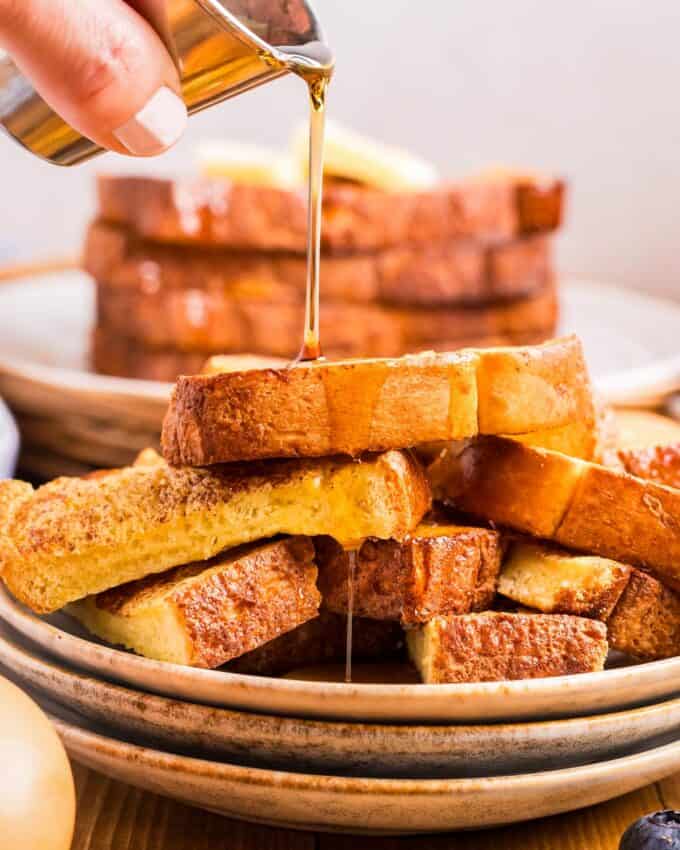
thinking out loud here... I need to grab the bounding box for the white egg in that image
[0,676,75,850]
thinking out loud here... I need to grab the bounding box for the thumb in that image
[0,0,187,156]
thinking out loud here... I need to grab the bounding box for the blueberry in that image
[620,811,680,849]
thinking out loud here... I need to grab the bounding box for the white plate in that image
[558,281,680,406]
[0,271,680,407]
[0,270,169,399]
[0,396,18,478]
[39,698,680,835]
[5,618,680,778]
[2,584,679,724]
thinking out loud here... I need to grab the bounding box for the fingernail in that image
[114,86,187,155]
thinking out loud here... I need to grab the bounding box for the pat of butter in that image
[196,141,298,189]
[291,119,440,192]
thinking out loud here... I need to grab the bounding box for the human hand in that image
[0,0,187,156]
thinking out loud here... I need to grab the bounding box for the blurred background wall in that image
[1,0,679,296]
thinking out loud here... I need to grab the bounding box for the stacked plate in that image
[4,270,680,833]
[1,584,680,834]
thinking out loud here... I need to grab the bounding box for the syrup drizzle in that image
[345,548,357,683]
[298,73,328,361]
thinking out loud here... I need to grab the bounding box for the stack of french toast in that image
[2,335,680,684]
[84,128,564,381]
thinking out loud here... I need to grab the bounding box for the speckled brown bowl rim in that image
[50,706,680,794]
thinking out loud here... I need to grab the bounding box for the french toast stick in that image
[407,612,607,683]
[317,524,502,625]
[161,336,594,465]
[432,436,680,591]
[68,537,320,667]
[607,569,680,661]
[498,541,680,660]
[499,542,631,621]
[0,448,430,613]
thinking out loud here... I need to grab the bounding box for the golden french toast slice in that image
[68,537,319,668]
[317,523,503,626]
[407,612,608,684]
[499,542,631,621]
[161,336,594,466]
[0,448,430,614]
[498,541,680,660]
[607,570,680,661]
[432,436,680,591]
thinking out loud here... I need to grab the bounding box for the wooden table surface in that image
[71,763,680,850]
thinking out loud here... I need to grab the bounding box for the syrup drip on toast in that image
[345,548,357,683]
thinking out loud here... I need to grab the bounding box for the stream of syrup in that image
[279,43,333,362]
[345,549,357,682]
[299,74,328,360]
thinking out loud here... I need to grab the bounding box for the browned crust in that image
[316,524,502,625]
[412,612,607,683]
[226,610,404,676]
[84,221,552,307]
[0,448,431,613]
[436,436,680,591]
[92,537,320,668]
[618,443,680,489]
[173,537,320,667]
[96,174,565,252]
[607,569,680,660]
[94,280,558,356]
[161,336,592,465]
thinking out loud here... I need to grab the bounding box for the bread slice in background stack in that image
[84,125,565,381]
[0,338,613,683]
